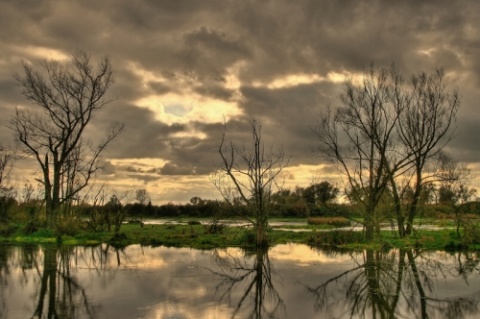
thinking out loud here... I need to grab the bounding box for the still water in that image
[1,243,479,319]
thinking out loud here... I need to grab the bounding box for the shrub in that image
[307,217,351,227]
[461,222,480,245]
[204,219,225,234]
[235,230,257,246]
[458,201,480,215]
[309,230,365,246]
[55,217,83,236]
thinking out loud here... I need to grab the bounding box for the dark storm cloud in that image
[193,83,235,101]
[158,127,221,176]
[238,82,341,166]
[160,162,196,176]
[1,0,480,199]
[92,102,187,159]
[148,81,172,95]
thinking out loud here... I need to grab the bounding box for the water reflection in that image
[1,244,480,319]
[208,247,284,318]
[0,244,126,319]
[306,249,480,319]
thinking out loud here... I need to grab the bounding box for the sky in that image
[1,0,480,205]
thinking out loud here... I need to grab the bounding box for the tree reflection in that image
[209,246,284,319]
[0,244,126,319]
[0,244,12,319]
[307,249,480,319]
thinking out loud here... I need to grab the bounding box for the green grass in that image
[307,217,351,227]
[1,219,479,251]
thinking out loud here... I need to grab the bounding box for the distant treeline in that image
[113,199,480,219]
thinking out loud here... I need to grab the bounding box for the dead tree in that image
[213,119,289,246]
[394,69,459,236]
[316,67,402,240]
[10,50,123,227]
[317,66,459,239]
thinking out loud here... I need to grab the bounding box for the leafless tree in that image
[212,119,289,246]
[105,190,132,236]
[10,50,124,226]
[135,188,150,227]
[434,154,476,238]
[316,66,403,240]
[0,146,15,220]
[0,146,11,187]
[316,66,459,239]
[391,69,459,236]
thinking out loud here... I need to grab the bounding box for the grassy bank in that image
[1,220,479,251]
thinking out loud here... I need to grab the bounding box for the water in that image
[1,243,479,319]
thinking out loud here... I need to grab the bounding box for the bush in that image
[50,218,83,237]
[204,219,225,234]
[235,230,257,246]
[309,230,365,246]
[422,204,455,218]
[458,201,480,215]
[23,218,47,234]
[30,228,55,238]
[0,223,19,237]
[307,217,351,227]
[461,222,480,245]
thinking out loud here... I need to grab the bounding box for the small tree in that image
[10,50,123,227]
[0,146,11,187]
[0,146,15,221]
[303,181,339,216]
[436,155,476,238]
[105,193,130,236]
[135,188,150,227]
[213,119,289,246]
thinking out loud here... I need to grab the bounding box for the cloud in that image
[1,0,480,203]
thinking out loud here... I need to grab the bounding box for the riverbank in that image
[1,218,479,251]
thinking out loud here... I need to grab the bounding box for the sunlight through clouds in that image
[11,45,69,61]
[253,73,326,89]
[247,70,363,89]
[135,93,242,124]
[130,61,244,125]
[2,0,480,204]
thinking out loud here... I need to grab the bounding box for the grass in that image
[307,216,351,227]
[1,218,479,251]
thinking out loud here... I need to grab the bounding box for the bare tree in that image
[391,69,459,237]
[0,146,11,187]
[316,66,402,240]
[435,154,476,238]
[213,119,289,246]
[0,146,15,220]
[135,188,150,227]
[317,66,459,239]
[10,50,124,227]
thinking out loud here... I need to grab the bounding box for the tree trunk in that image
[389,175,406,238]
[256,222,267,246]
[364,200,376,241]
[405,174,422,236]
[365,213,375,241]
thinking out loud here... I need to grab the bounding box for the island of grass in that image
[1,216,479,251]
